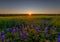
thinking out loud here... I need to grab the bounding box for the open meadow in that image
[0,15,60,42]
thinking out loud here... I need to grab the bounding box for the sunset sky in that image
[0,0,60,14]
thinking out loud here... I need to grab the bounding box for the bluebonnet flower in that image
[24,33,29,39]
[12,28,16,34]
[44,27,48,33]
[45,27,48,30]
[6,28,10,33]
[50,26,56,31]
[36,27,40,31]
[58,36,60,42]
[43,20,50,23]
[20,33,23,39]
[35,27,40,34]
[20,32,29,39]
[1,35,5,41]
[22,32,29,39]
[1,31,5,35]
[16,27,20,32]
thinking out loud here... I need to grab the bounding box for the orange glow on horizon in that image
[28,13,32,16]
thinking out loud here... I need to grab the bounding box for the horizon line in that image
[0,14,60,16]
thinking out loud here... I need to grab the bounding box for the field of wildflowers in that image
[0,16,60,42]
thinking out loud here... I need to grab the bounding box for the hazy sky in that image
[0,0,60,14]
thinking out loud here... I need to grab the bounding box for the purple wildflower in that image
[50,26,56,31]
[58,36,60,42]
[35,27,40,34]
[1,31,5,35]
[22,32,26,35]
[44,27,48,33]
[20,33,23,39]
[24,33,29,39]
[20,32,29,39]
[43,20,50,23]
[6,28,10,32]
[12,28,16,34]
[16,27,20,32]
[1,35,5,41]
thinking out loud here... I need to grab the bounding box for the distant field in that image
[0,15,60,29]
[0,15,60,27]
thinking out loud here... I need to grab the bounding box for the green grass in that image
[0,16,59,32]
[0,16,59,27]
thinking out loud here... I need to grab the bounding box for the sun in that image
[28,13,32,16]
